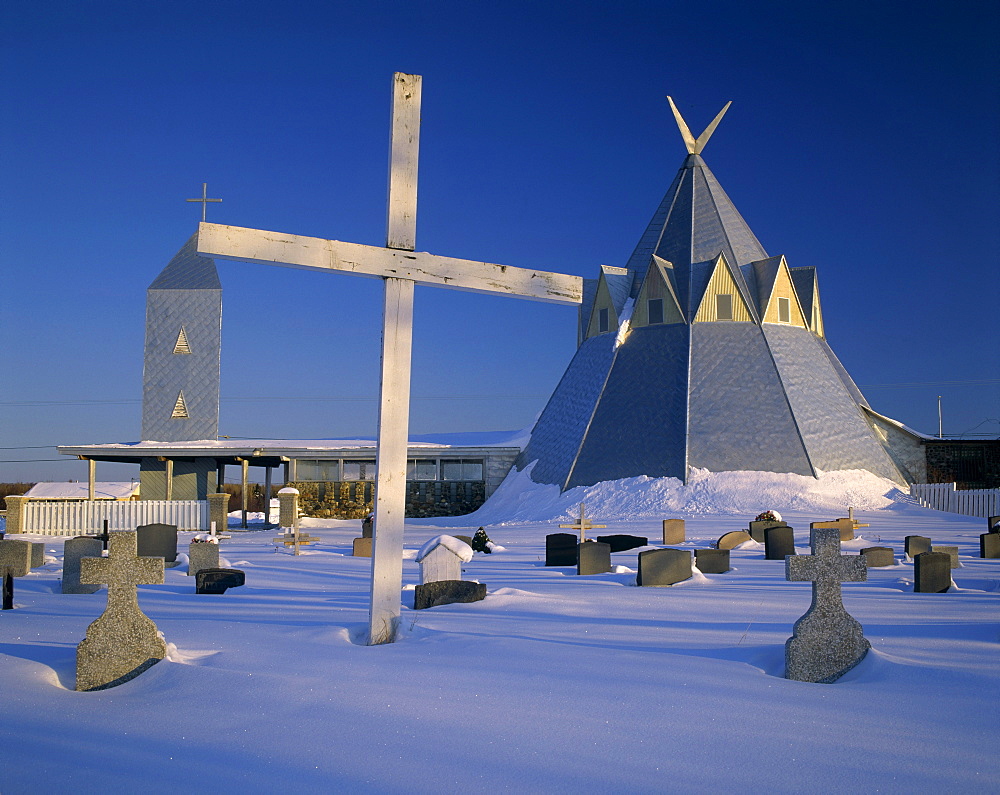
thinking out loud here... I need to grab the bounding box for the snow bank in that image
[457,463,909,525]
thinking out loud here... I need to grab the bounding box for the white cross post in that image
[193,73,583,644]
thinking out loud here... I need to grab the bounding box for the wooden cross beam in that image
[193,73,583,645]
[560,503,606,544]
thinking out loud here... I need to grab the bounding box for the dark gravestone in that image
[595,534,648,553]
[30,542,45,568]
[577,542,612,575]
[361,516,374,538]
[749,520,784,543]
[932,545,960,569]
[860,547,895,567]
[637,548,691,586]
[545,533,578,566]
[988,515,1000,533]
[453,535,474,547]
[63,537,103,594]
[195,568,246,594]
[662,519,685,544]
[0,539,33,610]
[980,533,1000,559]
[695,548,730,573]
[914,552,951,593]
[135,523,178,563]
[905,535,931,558]
[765,526,796,560]
[413,580,487,610]
[716,531,752,550]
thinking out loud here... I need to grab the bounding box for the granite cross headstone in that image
[76,530,166,691]
[785,527,869,683]
[0,539,32,610]
[62,537,103,594]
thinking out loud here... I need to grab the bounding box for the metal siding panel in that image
[567,324,690,486]
[687,324,813,475]
[699,163,768,267]
[766,326,903,481]
[518,334,619,486]
[815,336,870,408]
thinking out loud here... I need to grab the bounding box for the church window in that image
[716,294,733,321]
[647,298,664,325]
[343,460,376,481]
[777,297,791,323]
[297,460,340,481]
[598,307,610,333]
[442,459,484,481]
[173,327,192,355]
[407,459,438,480]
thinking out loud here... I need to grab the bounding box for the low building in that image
[23,481,140,501]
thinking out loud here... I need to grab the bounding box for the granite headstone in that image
[413,580,487,610]
[188,540,220,577]
[914,552,951,593]
[577,541,612,575]
[860,546,895,568]
[695,548,730,573]
[905,535,932,558]
[716,531,752,550]
[662,519,685,544]
[545,533,578,566]
[637,548,691,586]
[196,568,246,594]
[932,545,960,569]
[0,539,32,610]
[62,537,103,594]
[135,523,178,563]
[980,533,1000,559]
[764,526,796,560]
[595,534,648,553]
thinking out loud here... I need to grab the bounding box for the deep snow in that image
[1,472,997,792]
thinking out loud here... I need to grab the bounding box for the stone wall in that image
[286,480,488,519]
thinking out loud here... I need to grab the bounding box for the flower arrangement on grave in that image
[471,527,493,554]
[754,510,783,523]
[191,535,218,545]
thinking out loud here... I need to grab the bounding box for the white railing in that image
[910,483,1000,519]
[19,500,209,535]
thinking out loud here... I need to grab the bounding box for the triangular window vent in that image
[173,326,192,355]
[171,391,189,419]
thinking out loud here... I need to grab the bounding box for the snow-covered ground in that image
[1,475,998,791]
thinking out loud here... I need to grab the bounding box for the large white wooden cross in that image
[195,73,583,644]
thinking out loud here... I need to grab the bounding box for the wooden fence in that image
[19,500,209,535]
[910,483,1000,519]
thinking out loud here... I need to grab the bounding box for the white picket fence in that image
[19,500,209,535]
[910,483,1000,519]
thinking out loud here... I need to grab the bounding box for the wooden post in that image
[241,458,249,528]
[164,458,174,501]
[87,458,95,501]
[369,73,421,645]
[217,462,225,489]
[263,466,273,527]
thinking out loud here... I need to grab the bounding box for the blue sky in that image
[2,0,998,482]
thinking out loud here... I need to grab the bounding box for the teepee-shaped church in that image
[517,98,911,489]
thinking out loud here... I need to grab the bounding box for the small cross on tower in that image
[785,527,870,683]
[76,530,167,691]
[186,182,222,222]
[560,503,606,544]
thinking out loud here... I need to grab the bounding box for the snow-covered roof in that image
[416,535,474,563]
[24,481,140,500]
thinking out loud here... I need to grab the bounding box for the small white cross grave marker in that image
[192,73,583,645]
[785,527,869,683]
[76,530,166,691]
[560,503,606,544]
[273,527,320,555]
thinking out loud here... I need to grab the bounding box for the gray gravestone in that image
[30,542,45,568]
[545,533,578,566]
[765,526,796,560]
[914,552,951,593]
[361,516,374,538]
[135,523,178,563]
[716,531,752,550]
[980,533,1000,559]
[637,548,691,586]
[413,579,487,610]
[453,535,474,547]
[196,568,245,594]
[577,542,612,575]
[860,546,895,567]
[695,548,730,573]
[188,540,220,577]
[749,520,784,543]
[353,537,372,557]
[76,530,166,691]
[932,545,960,569]
[785,527,869,683]
[596,534,648,553]
[905,535,932,558]
[662,519,685,544]
[62,537,103,594]
[0,539,32,610]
